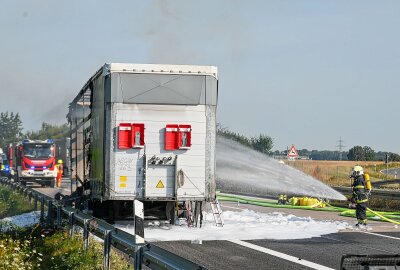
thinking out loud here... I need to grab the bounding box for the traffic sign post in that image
[385,154,389,180]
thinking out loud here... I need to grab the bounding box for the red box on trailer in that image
[165,124,179,150]
[118,123,132,149]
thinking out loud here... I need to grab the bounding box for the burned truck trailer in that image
[68,63,218,222]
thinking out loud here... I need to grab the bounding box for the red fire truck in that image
[9,139,57,187]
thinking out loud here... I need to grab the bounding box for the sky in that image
[0,1,399,153]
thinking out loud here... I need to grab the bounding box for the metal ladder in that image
[210,199,224,227]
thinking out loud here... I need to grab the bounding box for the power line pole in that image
[336,137,345,160]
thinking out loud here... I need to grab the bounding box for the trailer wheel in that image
[50,178,56,188]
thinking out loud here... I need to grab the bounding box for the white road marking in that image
[229,239,334,270]
[361,231,400,241]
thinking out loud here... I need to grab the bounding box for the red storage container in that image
[131,123,145,148]
[178,125,192,149]
[118,123,132,149]
[165,124,179,150]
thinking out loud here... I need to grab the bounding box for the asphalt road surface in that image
[28,177,72,198]
[28,180,400,270]
[383,167,400,178]
[155,202,400,270]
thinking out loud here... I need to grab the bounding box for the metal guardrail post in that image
[34,194,38,211]
[68,212,75,237]
[0,178,208,270]
[134,246,143,270]
[40,197,45,223]
[28,191,32,204]
[47,200,53,227]
[83,219,89,250]
[56,205,62,228]
[103,230,112,270]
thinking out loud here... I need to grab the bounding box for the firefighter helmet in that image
[57,159,63,164]
[351,165,364,176]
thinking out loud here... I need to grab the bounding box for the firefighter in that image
[56,159,63,188]
[350,166,369,226]
[0,164,4,177]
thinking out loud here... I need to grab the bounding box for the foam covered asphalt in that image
[27,181,400,270]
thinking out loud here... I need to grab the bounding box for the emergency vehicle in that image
[9,139,57,187]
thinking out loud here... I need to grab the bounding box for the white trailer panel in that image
[111,103,208,200]
[69,63,217,205]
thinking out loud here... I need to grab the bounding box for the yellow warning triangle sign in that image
[156,180,165,188]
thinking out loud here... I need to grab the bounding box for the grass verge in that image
[0,185,34,218]
[288,160,400,187]
[0,184,131,269]
[0,225,131,270]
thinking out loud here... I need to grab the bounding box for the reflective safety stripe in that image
[357,199,368,203]
[166,128,178,132]
[354,185,365,189]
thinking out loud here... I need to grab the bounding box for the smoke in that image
[1,1,254,132]
[137,1,252,65]
[0,1,257,132]
[0,60,75,131]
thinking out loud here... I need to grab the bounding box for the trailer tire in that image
[50,178,56,188]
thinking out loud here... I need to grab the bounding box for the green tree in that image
[363,146,375,161]
[25,122,69,140]
[250,134,274,155]
[347,146,365,161]
[217,124,252,148]
[0,111,23,149]
[347,145,376,161]
[389,153,400,162]
[217,124,274,155]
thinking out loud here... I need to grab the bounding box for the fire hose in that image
[217,193,400,224]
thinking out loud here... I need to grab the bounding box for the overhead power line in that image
[336,137,345,160]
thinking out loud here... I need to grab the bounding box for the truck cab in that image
[14,139,57,187]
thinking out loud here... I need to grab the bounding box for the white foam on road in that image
[116,209,349,242]
[0,211,40,229]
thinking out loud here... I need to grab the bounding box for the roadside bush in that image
[0,185,33,218]
[0,222,131,270]
[0,183,130,270]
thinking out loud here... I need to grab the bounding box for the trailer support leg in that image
[199,202,204,228]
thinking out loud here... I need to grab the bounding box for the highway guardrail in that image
[0,177,207,270]
[332,186,400,200]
